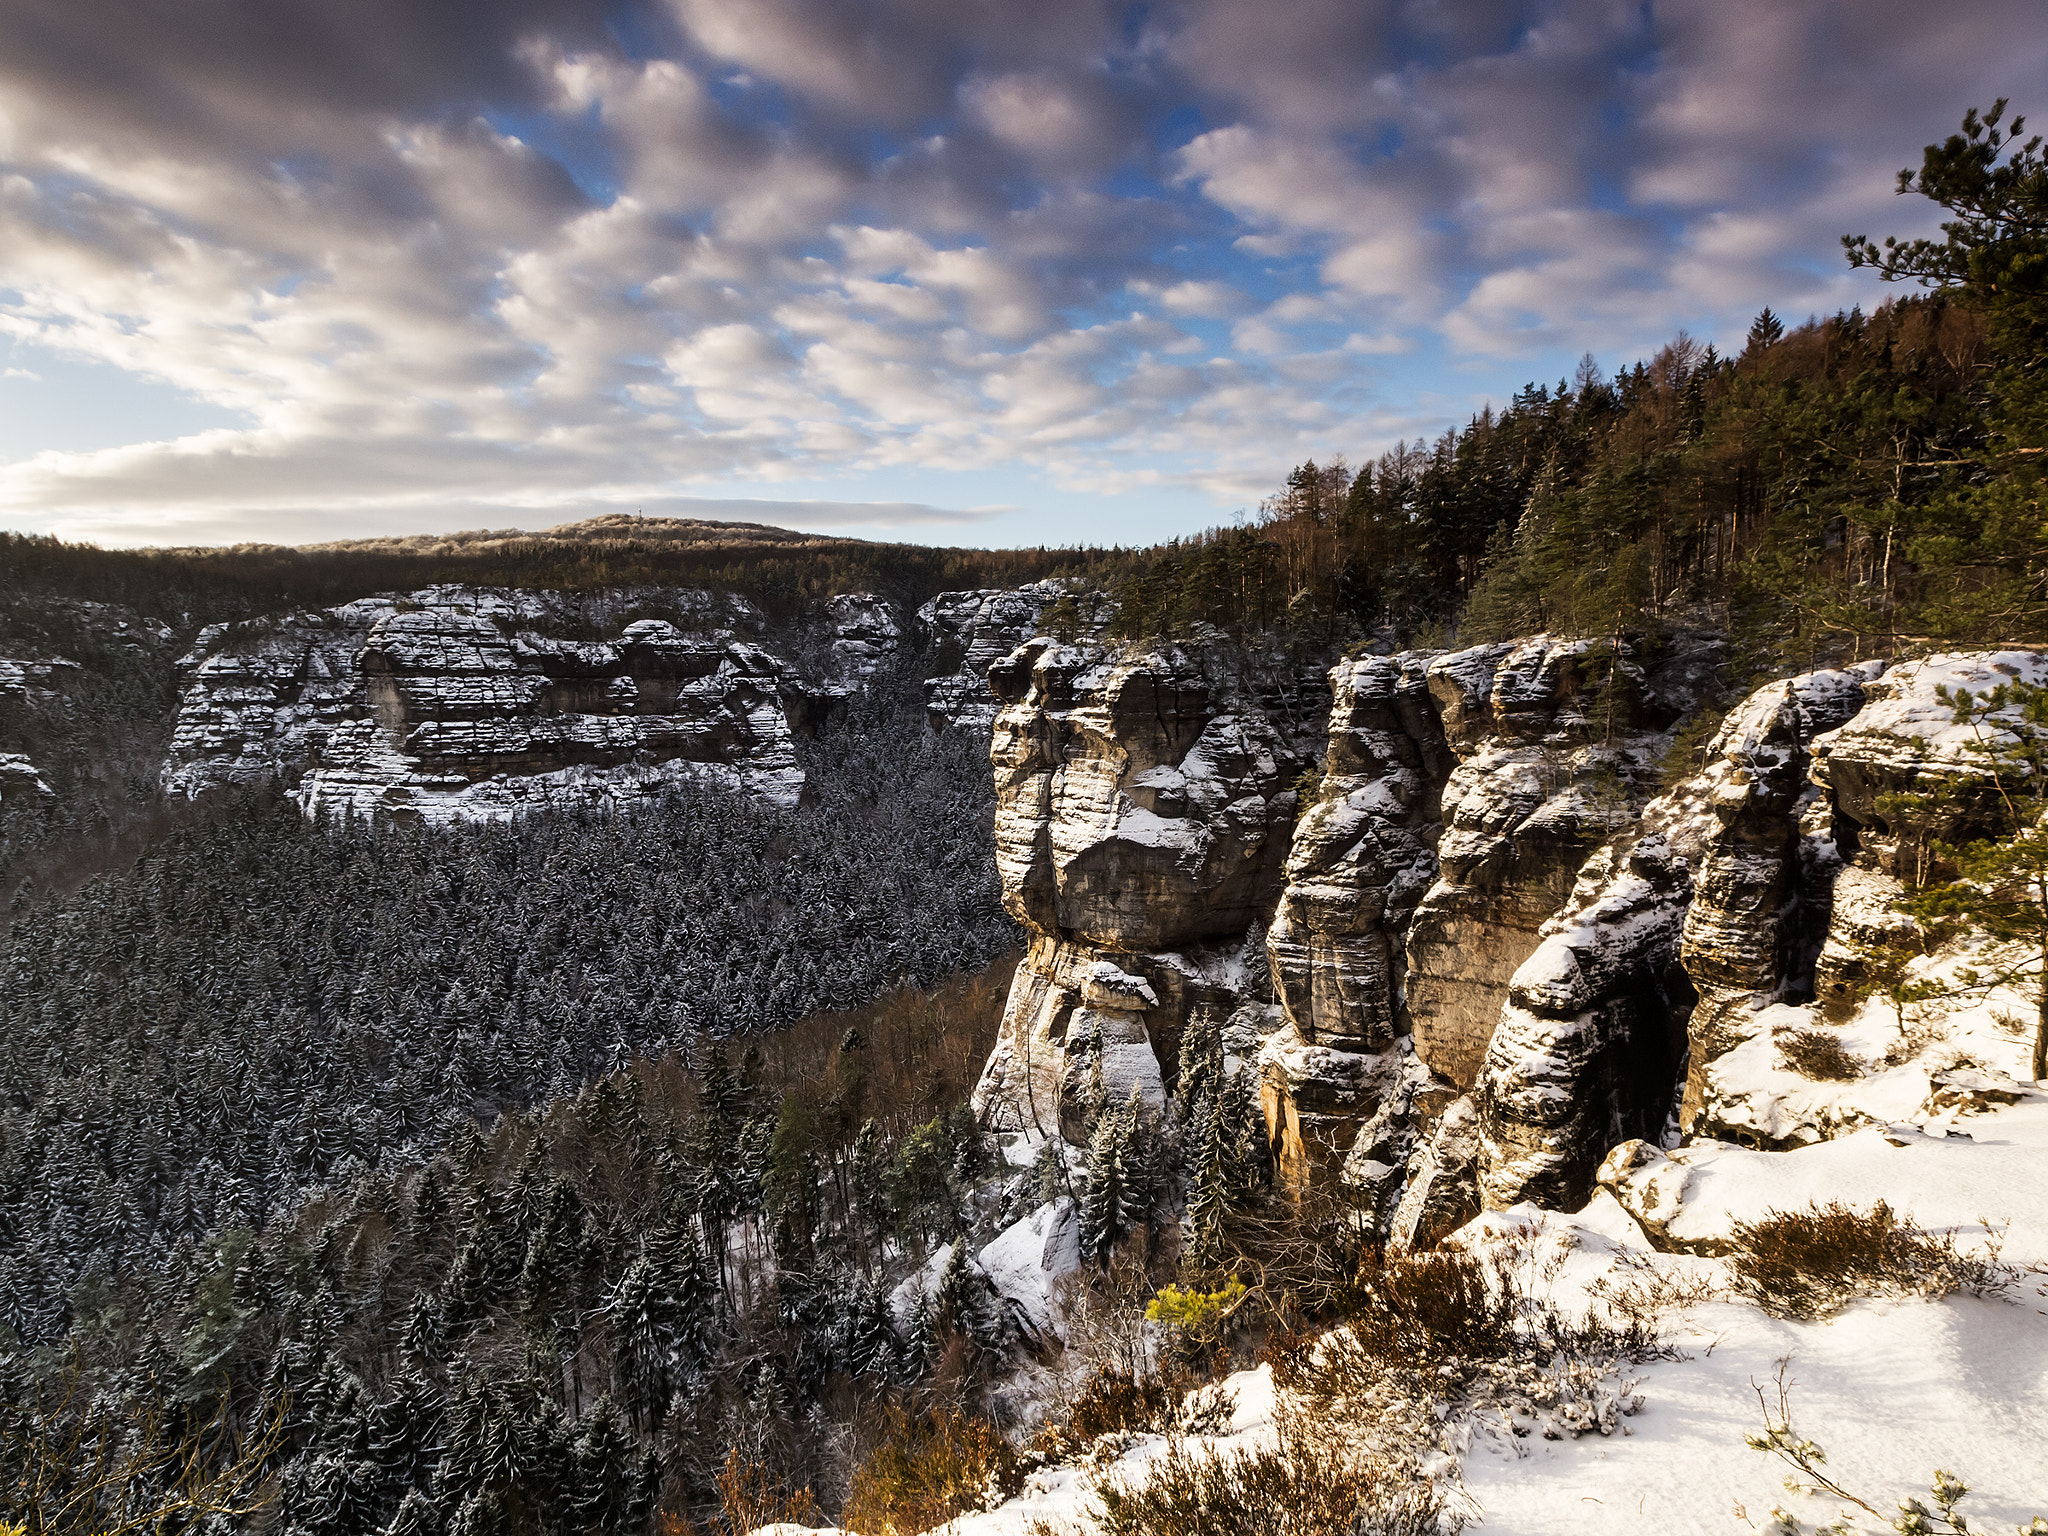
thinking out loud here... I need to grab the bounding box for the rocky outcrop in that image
[971,636,1328,1139]
[165,585,809,820]
[1256,633,1720,1193]
[917,582,1114,730]
[1266,653,1447,1055]
[1809,651,2048,878]
[1676,665,1880,1130]
[958,616,2048,1242]
[0,656,82,702]
[0,753,53,800]
[1683,652,2048,1145]
[822,592,902,679]
[1473,663,1878,1208]
[1405,634,1722,1091]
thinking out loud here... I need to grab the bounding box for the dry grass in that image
[1776,1027,1864,1081]
[1062,1431,1448,1536]
[1730,1200,2013,1319]
[842,1404,1021,1536]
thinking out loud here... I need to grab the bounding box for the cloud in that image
[0,0,2034,540]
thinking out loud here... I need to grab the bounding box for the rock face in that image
[1473,663,1878,1208]
[0,753,53,800]
[822,592,902,679]
[1255,633,1719,1200]
[1682,651,2048,1147]
[1676,664,1881,1131]
[965,624,2048,1234]
[917,582,1113,730]
[971,636,1329,1140]
[165,586,810,820]
[1405,635,1721,1090]
[1266,653,1448,1055]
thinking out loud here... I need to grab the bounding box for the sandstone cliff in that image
[917,581,1114,730]
[961,602,2046,1251]
[165,585,847,820]
[970,634,1329,1140]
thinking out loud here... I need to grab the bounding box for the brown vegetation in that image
[1730,1200,2013,1319]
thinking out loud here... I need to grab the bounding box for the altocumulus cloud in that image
[0,0,2041,544]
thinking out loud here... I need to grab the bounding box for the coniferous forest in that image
[0,101,2044,1535]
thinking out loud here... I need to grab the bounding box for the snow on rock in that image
[0,655,82,701]
[916,582,1115,730]
[1599,1092,2048,1265]
[1407,632,1725,1092]
[977,1199,1082,1346]
[163,585,812,820]
[973,636,1329,1142]
[1812,649,2048,878]
[822,591,901,678]
[1266,651,1448,1057]
[0,752,53,799]
[1474,662,1875,1211]
[1677,661,1885,1129]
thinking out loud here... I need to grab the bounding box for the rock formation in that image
[917,582,1114,730]
[971,634,1329,1140]
[165,586,810,819]
[1255,633,1720,1204]
[1471,663,1876,1208]
[1404,634,1722,1090]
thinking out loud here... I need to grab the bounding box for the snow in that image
[977,1199,1082,1344]
[1459,1288,2048,1535]
[934,1365,1282,1536]
[1604,1095,2048,1267]
[1811,650,2048,774]
[1450,1194,2048,1536]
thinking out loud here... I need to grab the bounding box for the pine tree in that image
[1080,1092,1151,1264]
[605,1255,671,1430]
[569,1396,639,1534]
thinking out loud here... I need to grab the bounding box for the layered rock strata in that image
[917,582,1114,730]
[971,636,1329,1139]
[1473,663,1879,1208]
[962,622,2048,1239]
[165,586,809,819]
[1257,633,1719,1196]
[1405,634,1722,1090]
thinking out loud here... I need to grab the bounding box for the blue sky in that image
[0,0,2039,550]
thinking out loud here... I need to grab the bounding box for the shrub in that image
[1775,1028,1863,1081]
[703,1447,821,1535]
[1073,1432,1449,1536]
[844,1404,1020,1536]
[1730,1201,2011,1319]
[1335,1248,1515,1368]
[1145,1277,1246,1349]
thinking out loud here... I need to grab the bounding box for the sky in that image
[0,1,2041,552]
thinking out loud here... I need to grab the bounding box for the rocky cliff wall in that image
[917,581,1114,730]
[164,584,898,821]
[937,605,2048,1241]
[1253,634,1723,1204]
[1403,634,1725,1090]
[971,635,1330,1139]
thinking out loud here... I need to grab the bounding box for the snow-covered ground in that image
[799,1093,2048,1536]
